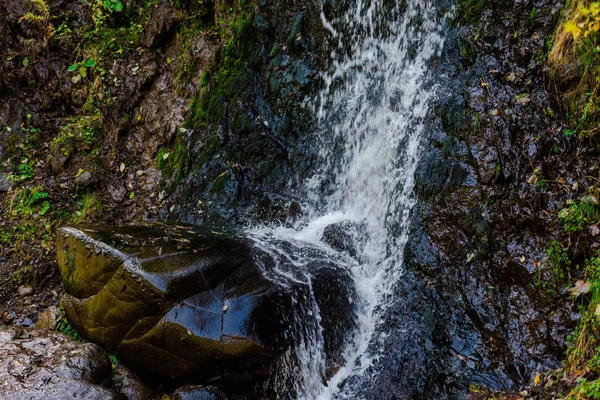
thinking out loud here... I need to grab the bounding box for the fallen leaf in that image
[565,21,582,40]
[534,373,541,386]
[561,367,587,385]
[515,93,531,104]
[570,280,591,297]
[527,174,538,184]
[469,384,480,393]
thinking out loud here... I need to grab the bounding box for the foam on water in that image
[249,1,446,398]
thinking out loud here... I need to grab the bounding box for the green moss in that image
[50,112,103,157]
[566,257,600,376]
[175,18,210,84]
[156,138,190,185]
[455,0,485,25]
[74,192,102,222]
[210,171,229,194]
[568,378,600,399]
[189,5,258,127]
[547,240,570,283]
[549,1,600,139]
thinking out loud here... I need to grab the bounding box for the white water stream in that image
[250,1,446,398]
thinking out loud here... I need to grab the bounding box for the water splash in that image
[250,0,445,398]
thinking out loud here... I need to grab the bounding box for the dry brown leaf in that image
[570,280,591,297]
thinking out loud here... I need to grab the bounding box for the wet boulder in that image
[322,221,364,258]
[172,385,228,400]
[56,224,356,387]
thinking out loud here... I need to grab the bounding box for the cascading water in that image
[250,0,446,398]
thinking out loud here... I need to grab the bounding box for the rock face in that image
[350,1,576,399]
[56,224,356,387]
[0,326,119,399]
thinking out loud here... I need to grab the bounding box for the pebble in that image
[21,318,33,327]
[3,312,16,323]
[0,173,12,192]
[35,306,57,330]
[17,285,34,297]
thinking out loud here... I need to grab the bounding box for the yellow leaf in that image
[580,6,592,16]
[534,373,541,386]
[565,21,582,40]
[469,384,481,393]
[591,2,600,14]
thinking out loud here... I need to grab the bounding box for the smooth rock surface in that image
[57,224,356,386]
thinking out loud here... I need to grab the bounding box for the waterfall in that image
[250,0,446,398]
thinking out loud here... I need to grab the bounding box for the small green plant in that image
[8,158,35,182]
[568,378,600,399]
[548,240,571,267]
[558,200,598,233]
[6,186,50,218]
[50,112,102,156]
[566,256,600,374]
[18,0,55,43]
[55,307,84,342]
[530,7,538,23]
[454,0,485,25]
[547,240,570,282]
[102,0,123,12]
[109,353,119,370]
[156,138,190,185]
[73,192,102,222]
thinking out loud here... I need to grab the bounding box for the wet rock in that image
[348,0,575,398]
[108,184,127,202]
[0,326,118,399]
[47,150,70,175]
[0,173,11,192]
[16,285,34,296]
[56,224,356,387]
[34,306,57,330]
[141,1,185,48]
[172,385,228,400]
[20,318,33,327]
[322,221,362,258]
[73,170,95,188]
[111,363,156,400]
[3,311,16,324]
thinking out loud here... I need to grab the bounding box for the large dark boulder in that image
[56,224,356,388]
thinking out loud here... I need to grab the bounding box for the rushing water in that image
[250,0,445,398]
